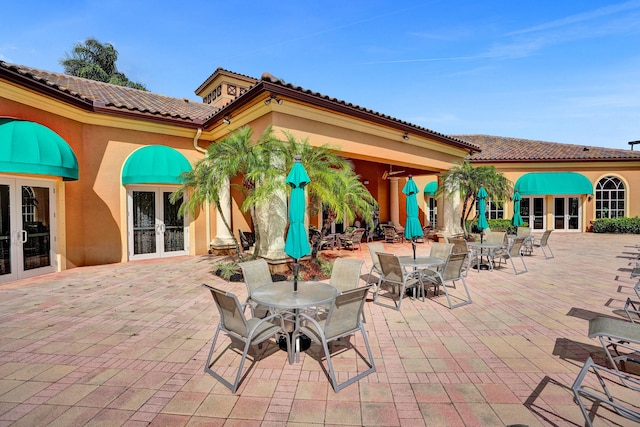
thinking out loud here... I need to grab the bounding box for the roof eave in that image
[205,80,480,152]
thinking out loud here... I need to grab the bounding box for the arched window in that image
[596,176,625,219]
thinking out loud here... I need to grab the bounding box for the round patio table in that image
[251,281,337,357]
[467,242,504,271]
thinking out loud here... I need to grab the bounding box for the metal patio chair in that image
[532,229,554,258]
[493,236,528,275]
[366,242,385,285]
[293,286,376,392]
[421,252,472,309]
[239,258,273,318]
[373,252,423,311]
[202,284,290,393]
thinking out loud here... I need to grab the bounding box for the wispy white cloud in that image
[507,0,640,36]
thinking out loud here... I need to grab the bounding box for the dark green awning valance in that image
[122,145,192,185]
[514,172,593,196]
[424,181,438,196]
[0,118,79,180]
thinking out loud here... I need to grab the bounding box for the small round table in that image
[252,281,338,355]
[467,242,504,271]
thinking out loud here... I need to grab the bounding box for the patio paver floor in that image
[1,233,639,426]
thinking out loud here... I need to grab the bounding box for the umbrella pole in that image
[293,260,299,292]
[412,239,417,259]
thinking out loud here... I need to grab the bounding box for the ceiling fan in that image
[382,165,405,180]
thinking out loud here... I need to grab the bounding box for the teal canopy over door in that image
[123,146,192,261]
[424,181,438,196]
[122,145,192,185]
[515,172,593,196]
[0,118,79,180]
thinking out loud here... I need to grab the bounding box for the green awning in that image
[0,118,79,180]
[122,145,192,185]
[515,172,593,196]
[424,181,438,196]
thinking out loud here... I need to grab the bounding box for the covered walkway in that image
[0,233,638,426]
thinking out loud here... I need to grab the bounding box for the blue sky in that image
[2,0,640,149]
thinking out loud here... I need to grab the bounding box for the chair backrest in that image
[203,284,248,337]
[382,226,397,241]
[449,238,467,254]
[368,242,385,266]
[442,252,467,281]
[351,229,365,242]
[508,237,526,257]
[324,286,371,339]
[516,226,530,237]
[430,242,454,259]
[330,258,364,292]
[377,252,404,282]
[540,230,552,245]
[239,259,273,294]
[485,230,507,245]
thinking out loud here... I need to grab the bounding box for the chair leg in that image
[323,325,376,392]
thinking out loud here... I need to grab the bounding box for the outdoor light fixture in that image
[629,140,640,150]
[222,115,231,125]
[264,94,283,105]
[403,132,409,140]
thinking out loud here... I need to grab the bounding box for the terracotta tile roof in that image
[453,134,640,162]
[257,72,479,151]
[0,60,477,151]
[1,61,218,123]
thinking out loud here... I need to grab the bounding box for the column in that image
[211,177,235,249]
[389,177,400,225]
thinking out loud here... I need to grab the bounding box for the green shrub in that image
[592,217,640,233]
[466,218,528,235]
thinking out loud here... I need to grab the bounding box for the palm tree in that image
[174,126,377,259]
[281,132,378,257]
[438,160,512,236]
[60,37,147,90]
[173,126,283,258]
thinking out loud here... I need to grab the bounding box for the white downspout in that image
[192,128,211,250]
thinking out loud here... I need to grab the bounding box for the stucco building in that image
[2,61,640,283]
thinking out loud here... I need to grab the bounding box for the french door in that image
[127,187,188,261]
[520,197,545,230]
[554,196,581,231]
[0,177,56,284]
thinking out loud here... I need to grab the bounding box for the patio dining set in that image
[200,228,558,395]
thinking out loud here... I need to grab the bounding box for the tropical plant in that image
[437,160,512,236]
[173,125,378,260]
[60,37,147,90]
[281,131,377,228]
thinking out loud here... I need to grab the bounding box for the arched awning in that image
[0,118,79,180]
[121,145,192,185]
[424,181,438,196]
[515,172,593,196]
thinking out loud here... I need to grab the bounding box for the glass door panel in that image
[163,192,184,253]
[568,197,580,230]
[0,184,11,278]
[554,198,566,229]
[22,186,51,271]
[132,191,157,256]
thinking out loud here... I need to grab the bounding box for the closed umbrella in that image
[477,185,489,242]
[403,175,423,259]
[511,191,524,227]
[284,155,311,292]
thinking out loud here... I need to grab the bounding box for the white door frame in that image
[553,195,581,232]
[0,176,57,284]
[127,186,189,261]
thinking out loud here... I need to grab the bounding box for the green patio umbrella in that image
[284,155,311,291]
[511,191,524,227]
[403,175,423,259]
[477,185,489,242]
